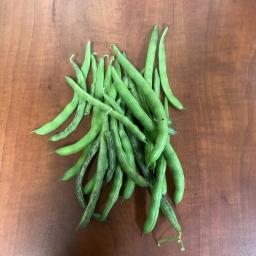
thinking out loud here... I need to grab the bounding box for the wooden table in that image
[1,0,256,255]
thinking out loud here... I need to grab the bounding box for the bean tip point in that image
[30,130,36,134]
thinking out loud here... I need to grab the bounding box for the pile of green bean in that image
[34,25,185,250]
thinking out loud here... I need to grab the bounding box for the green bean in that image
[83,175,95,194]
[61,137,100,181]
[160,196,182,232]
[127,131,151,180]
[107,83,117,100]
[114,59,121,77]
[164,143,185,205]
[103,57,114,90]
[84,82,95,115]
[164,95,174,127]
[75,136,101,208]
[104,130,116,182]
[84,54,97,115]
[127,79,142,106]
[75,140,100,209]
[159,27,183,110]
[142,100,184,204]
[123,75,129,86]
[144,142,155,170]
[63,76,147,143]
[49,101,86,141]
[111,67,154,132]
[127,132,182,233]
[123,178,135,200]
[111,45,168,166]
[144,25,159,86]
[33,93,79,135]
[94,57,104,100]
[55,110,104,156]
[143,155,167,233]
[107,61,119,100]
[119,123,136,200]
[122,52,128,78]
[162,176,167,195]
[56,59,106,156]
[81,41,91,80]
[69,54,86,89]
[78,118,109,228]
[153,67,160,98]
[100,165,123,221]
[110,117,149,187]
[164,97,169,119]
[103,93,124,114]
[49,53,89,141]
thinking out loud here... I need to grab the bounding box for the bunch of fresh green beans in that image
[33,25,185,250]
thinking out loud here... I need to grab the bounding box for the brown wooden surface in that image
[1,0,256,255]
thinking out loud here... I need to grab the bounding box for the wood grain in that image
[1,0,256,255]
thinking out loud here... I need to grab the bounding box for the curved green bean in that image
[100,165,123,221]
[164,143,185,205]
[103,57,114,90]
[104,130,116,182]
[143,155,167,233]
[144,25,159,86]
[61,138,99,181]
[94,57,104,100]
[160,196,182,232]
[159,27,183,110]
[49,53,90,141]
[83,175,95,194]
[55,110,104,156]
[84,54,97,115]
[119,123,136,200]
[49,101,86,141]
[78,119,109,228]
[33,93,79,135]
[153,67,160,97]
[81,41,91,80]
[123,178,135,200]
[111,45,168,166]
[114,59,121,77]
[69,54,86,89]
